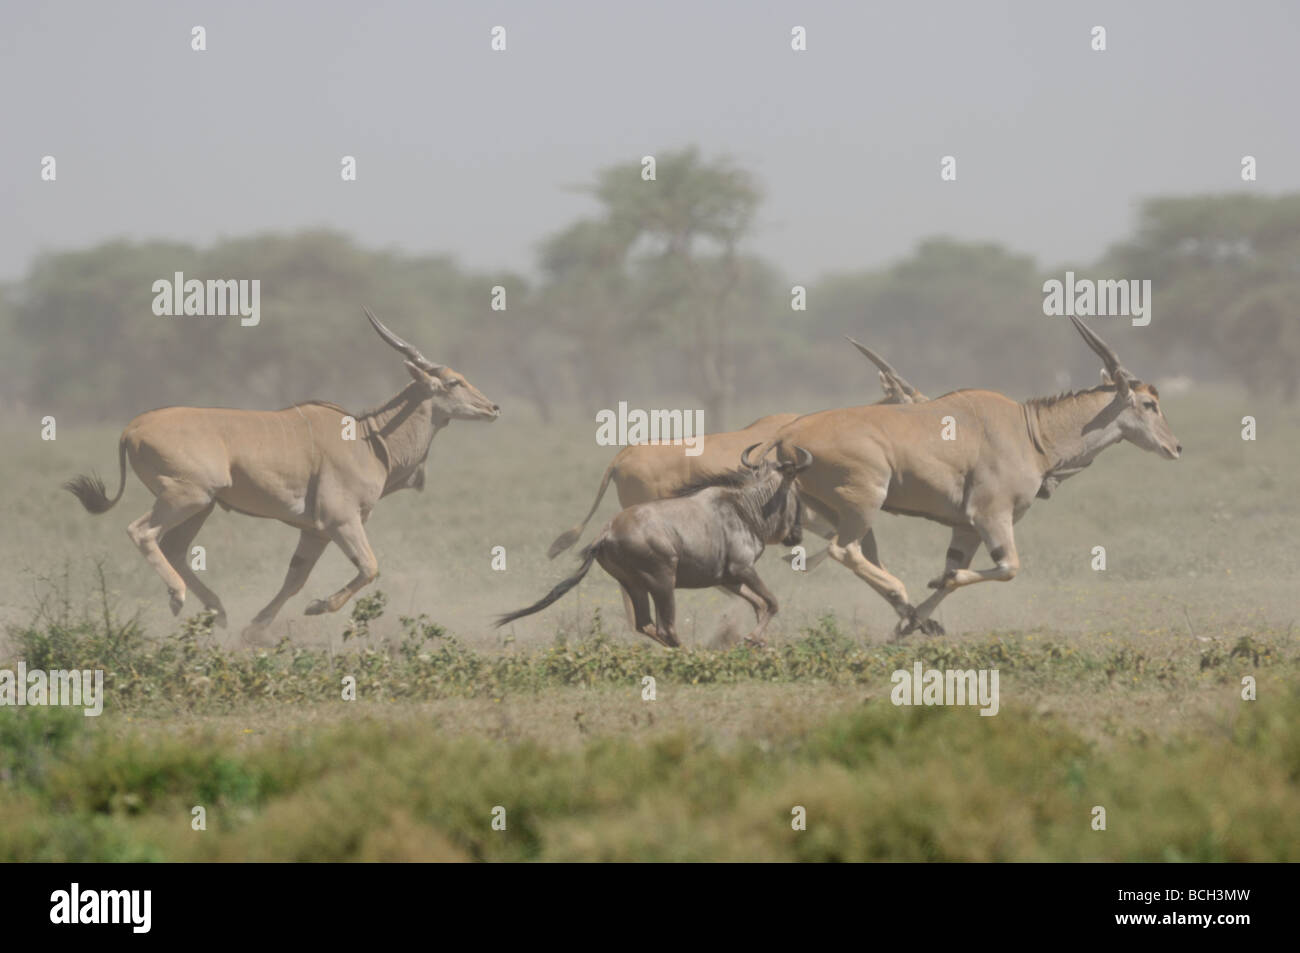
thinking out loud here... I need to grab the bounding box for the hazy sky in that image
[2,0,1297,283]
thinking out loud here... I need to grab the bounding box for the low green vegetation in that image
[2,594,1296,861]
[1,665,1296,862]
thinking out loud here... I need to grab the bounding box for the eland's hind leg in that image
[158,503,227,627]
[126,481,215,615]
[824,503,919,636]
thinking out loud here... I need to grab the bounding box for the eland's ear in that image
[1100,367,1133,399]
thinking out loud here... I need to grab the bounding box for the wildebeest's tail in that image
[496,542,601,627]
[64,437,128,514]
[547,461,617,558]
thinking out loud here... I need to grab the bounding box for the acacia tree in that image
[535,218,640,408]
[539,147,762,426]
[1100,194,1300,399]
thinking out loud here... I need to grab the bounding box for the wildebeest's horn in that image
[1069,316,1132,391]
[364,307,443,372]
[794,446,813,471]
[740,443,763,470]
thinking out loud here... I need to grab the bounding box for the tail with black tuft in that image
[547,461,618,559]
[64,438,128,514]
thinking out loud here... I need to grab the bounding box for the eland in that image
[64,308,500,641]
[546,337,926,558]
[747,316,1181,638]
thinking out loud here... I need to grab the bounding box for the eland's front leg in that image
[945,515,1020,588]
[243,529,330,641]
[306,518,379,615]
[902,526,982,637]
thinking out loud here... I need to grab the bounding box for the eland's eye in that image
[1143,400,1156,411]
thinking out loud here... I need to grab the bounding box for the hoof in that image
[743,635,767,649]
[304,599,329,616]
[169,591,185,616]
[212,609,229,630]
[927,570,957,591]
[919,619,945,637]
[894,603,923,636]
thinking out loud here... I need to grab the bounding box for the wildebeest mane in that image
[670,467,757,498]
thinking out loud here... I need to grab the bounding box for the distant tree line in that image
[1,149,1295,428]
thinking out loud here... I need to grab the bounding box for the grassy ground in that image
[1,388,1296,860]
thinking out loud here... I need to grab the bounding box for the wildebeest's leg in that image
[714,583,765,646]
[730,568,780,646]
[824,505,918,634]
[306,518,380,615]
[620,588,638,635]
[904,526,982,637]
[621,584,670,647]
[158,503,227,628]
[649,585,680,648]
[243,529,329,640]
[125,484,215,615]
[599,555,669,646]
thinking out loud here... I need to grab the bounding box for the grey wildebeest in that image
[747,316,1182,638]
[546,337,926,558]
[498,446,815,647]
[64,309,500,641]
